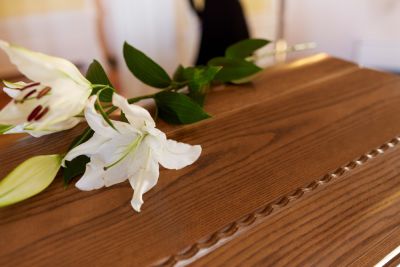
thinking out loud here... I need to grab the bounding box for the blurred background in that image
[0,0,399,97]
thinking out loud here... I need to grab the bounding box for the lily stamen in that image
[21,82,40,91]
[14,89,37,104]
[22,89,37,101]
[27,105,43,121]
[37,87,51,99]
[34,106,49,121]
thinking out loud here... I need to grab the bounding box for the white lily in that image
[0,40,91,137]
[63,94,202,212]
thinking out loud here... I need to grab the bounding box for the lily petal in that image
[3,87,21,98]
[75,157,106,191]
[158,139,202,170]
[0,95,42,125]
[85,96,117,138]
[31,79,90,131]
[96,132,140,168]
[2,117,82,138]
[112,93,155,129]
[3,80,26,89]
[23,117,82,137]
[0,40,89,87]
[103,153,135,187]
[63,133,109,165]
[129,149,159,212]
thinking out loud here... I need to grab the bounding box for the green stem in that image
[69,127,93,150]
[95,80,181,116]
[104,93,155,115]
[247,42,316,61]
[104,134,145,170]
[153,104,159,122]
[104,92,162,123]
[105,106,118,115]
[127,93,155,104]
[91,84,112,89]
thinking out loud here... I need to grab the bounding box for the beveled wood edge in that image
[375,245,400,267]
[385,252,400,267]
[155,135,400,267]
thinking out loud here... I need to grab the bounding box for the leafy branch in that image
[62,38,271,185]
[3,38,317,207]
[121,39,270,120]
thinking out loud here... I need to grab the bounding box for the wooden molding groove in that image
[157,136,400,266]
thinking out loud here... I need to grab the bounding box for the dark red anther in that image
[34,106,50,121]
[22,89,37,101]
[37,87,51,99]
[21,82,40,91]
[27,105,43,121]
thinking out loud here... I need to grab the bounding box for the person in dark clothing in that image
[189,0,250,65]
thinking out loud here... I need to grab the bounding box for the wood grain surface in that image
[1,54,400,266]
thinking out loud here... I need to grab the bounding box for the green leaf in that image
[0,155,61,207]
[86,60,115,102]
[86,60,114,87]
[173,64,186,82]
[123,42,172,89]
[208,57,262,83]
[186,66,221,106]
[171,65,188,90]
[226,39,270,60]
[64,128,93,185]
[120,111,129,123]
[94,89,117,131]
[63,155,90,185]
[0,124,13,134]
[95,86,115,103]
[154,91,211,124]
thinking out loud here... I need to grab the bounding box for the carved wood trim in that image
[157,136,400,266]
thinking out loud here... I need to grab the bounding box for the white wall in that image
[0,0,104,77]
[285,0,400,71]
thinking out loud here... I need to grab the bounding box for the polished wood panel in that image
[1,54,400,266]
[190,143,400,267]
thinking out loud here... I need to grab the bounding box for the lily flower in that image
[0,40,91,137]
[63,94,202,212]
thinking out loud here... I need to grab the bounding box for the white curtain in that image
[0,0,104,77]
